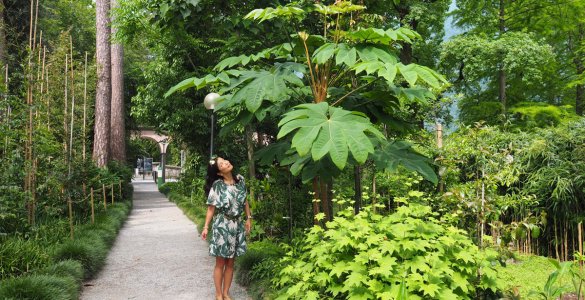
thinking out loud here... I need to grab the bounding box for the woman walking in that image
[202,157,252,300]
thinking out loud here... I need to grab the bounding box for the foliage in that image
[496,255,558,299]
[509,102,577,129]
[166,1,446,184]
[0,274,79,300]
[274,202,502,299]
[0,238,52,280]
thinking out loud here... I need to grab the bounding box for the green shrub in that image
[0,274,78,300]
[52,237,107,279]
[509,102,576,128]
[236,240,284,287]
[36,259,84,286]
[274,204,502,299]
[0,237,52,280]
[158,182,176,195]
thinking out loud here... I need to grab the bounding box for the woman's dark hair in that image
[204,156,241,197]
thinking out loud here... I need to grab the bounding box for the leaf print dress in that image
[206,174,247,258]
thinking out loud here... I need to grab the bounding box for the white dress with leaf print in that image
[206,174,247,258]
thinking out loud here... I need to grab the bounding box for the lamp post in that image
[204,93,220,159]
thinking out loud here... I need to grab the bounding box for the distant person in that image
[202,156,252,300]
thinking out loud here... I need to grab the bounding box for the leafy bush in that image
[236,240,283,287]
[158,182,176,195]
[0,237,52,280]
[0,274,78,300]
[509,102,576,128]
[274,204,502,299]
[35,259,84,286]
[52,237,107,280]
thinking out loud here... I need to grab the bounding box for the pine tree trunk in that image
[110,0,125,162]
[93,0,111,167]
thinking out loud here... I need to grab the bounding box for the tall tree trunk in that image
[0,0,6,66]
[354,165,362,214]
[110,0,125,162]
[498,0,507,115]
[93,0,111,167]
[574,25,584,116]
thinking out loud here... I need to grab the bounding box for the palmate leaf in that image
[314,2,365,15]
[245,5,306,23]
[345,27,421,45]
[277,102,384,170]
[372,140,438,184]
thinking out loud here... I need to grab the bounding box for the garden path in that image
[81,178,250,300]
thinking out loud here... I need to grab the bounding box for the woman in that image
[202,157,252,300]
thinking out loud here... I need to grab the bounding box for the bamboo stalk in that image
[83,52,87,160]
[90,187,95,224]
[32,0,38,51]
[577,222,583,271]
[111,184,114,204]
[118,181,122,199]
[68,194,73,239]
[28,0,33,50]
[102,184,107,209]
[46,63,50,130]
[4,64,8,154]
[64,54,68,155]
[565,220,569,261]
[555,217,560,259]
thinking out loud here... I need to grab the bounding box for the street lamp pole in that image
[204,93,220,160]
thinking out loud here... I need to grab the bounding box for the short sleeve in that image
[206,180,222,206]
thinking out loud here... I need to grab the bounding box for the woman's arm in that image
[244,200,252,234]
[201,205,215,240]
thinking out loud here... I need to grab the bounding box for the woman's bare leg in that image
[214,257,226,298]
[222,258,235,297]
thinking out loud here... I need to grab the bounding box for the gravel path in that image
[81,178,251,300]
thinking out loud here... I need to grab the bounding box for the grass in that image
[0,201,132,299]
[496,254,576,299]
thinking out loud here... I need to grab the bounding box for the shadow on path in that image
[81,178,250,300]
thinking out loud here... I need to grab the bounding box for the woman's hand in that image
[201,227,208,240]
[245,219,252,235]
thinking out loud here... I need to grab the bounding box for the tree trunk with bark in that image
[93,0,111,167]
[110,0,125,162]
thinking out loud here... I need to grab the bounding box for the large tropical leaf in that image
[277,102,384,170]
[371,140,438,184]
[245,5,306,23]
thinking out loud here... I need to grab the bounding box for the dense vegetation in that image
[2,0,585,299]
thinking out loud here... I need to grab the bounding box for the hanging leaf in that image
[335,43,357,67]
[371,140,438,184]
[278,102,384,170]
[312,43,337,64]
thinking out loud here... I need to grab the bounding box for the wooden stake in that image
[102,184,107,209]
[90,187,95,224]
[68,194,73,240]
[579,222,583,267]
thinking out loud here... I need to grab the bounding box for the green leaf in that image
[335,43,357,67]
[312,43,337,64]
[164,77,195,97]
[397,63,418,86]
[372,140,438,184]
[420,283,441,297]
[278,103,383,170]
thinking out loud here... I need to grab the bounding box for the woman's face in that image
[216,157,233,175]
